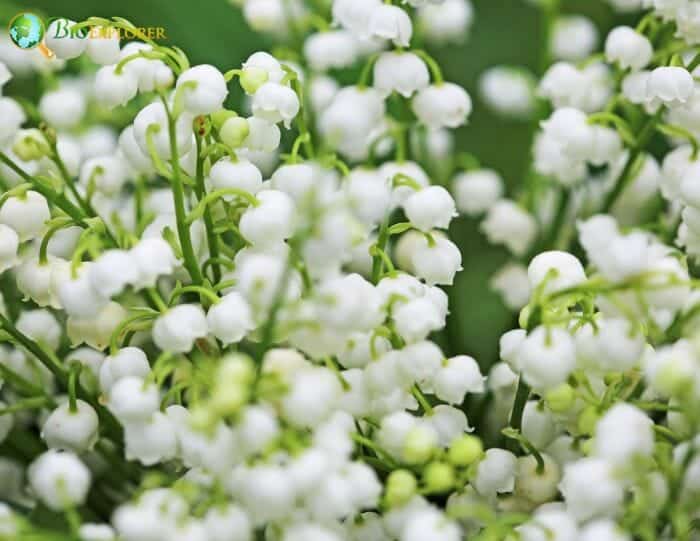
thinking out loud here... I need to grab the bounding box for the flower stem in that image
[602,107,664,213]
[194,132,221,283]
[161,94,204,286]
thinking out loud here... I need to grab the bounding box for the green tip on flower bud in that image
[12,129,51,161]
[189,404,216,432]
[217,353,255,386]
[210,382,248,415]
[448,434,483,467]
[403,427,436,464]
[385,469,417,507]
[211,109,238,131]
[423,462,455,494]
[545,383,575,413]
[656,362,693,397]
[577,405,600,436]
[240,66,269,94]
[219,116,250,149]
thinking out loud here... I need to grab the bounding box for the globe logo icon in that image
[8,12,45,50]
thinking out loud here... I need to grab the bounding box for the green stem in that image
[109,313,156,354]
[0,312,124,444]
[169,284,220,306]
[506,377,531,453]
[194,133,221,284]
[0,396,51,415]
[414,49,444,84]
[602,107,664,212]
[371,216,391,284]
[38,218,74,265]
[187,188,259,224]
[0,151,88,227]
[67,363,81,413]
[411,384,434,415]
[161,94,204,285]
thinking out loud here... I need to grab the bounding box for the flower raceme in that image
[0,2,699,541]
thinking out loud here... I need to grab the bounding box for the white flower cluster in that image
[1,1,700,540]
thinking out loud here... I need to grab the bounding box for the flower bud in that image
[545,383,575,413]
[384,469,417,507]
[12,128,50,161]
[423,462,455,493]
[403,425,437,464]
[448,434,483,466]
[219,116,250,148]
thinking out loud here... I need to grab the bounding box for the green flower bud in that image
[12,129,50,161]
[189,404,216,431]
[448,434,483,466]
[423,462,455,493]
[211,109,238,131]
[210,382,248,415]
[217,353,255,386]
[384,469,417,507]
[403,426,436,464]
[656,361,693,397]
[240,66,268,94]
[545,383,575,413]
[577,405,599,436]
[219,116,250,148]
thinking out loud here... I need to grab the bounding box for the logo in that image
[8,12,54,58]
[8,13,167,59]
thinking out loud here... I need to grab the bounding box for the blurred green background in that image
[0,0,624,367]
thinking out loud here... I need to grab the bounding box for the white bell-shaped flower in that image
[432,355,484,405]
[0,97,26,144]
[402,186,457,232]
[412,83,472,129]
[410,234,462,286]
[0,224,19,273]
[129,237,179,289]
[239,189,295,247]
[152,304,209,353]
[28,450,91,511]
[99,347,151,395]
[517,326,576,391]
[251,82,300,127]
[527,250,586,296]
[79,155,128,196]
[107,376,159,423]
[368,4,412,47]
[38,87,86,129]
[303,31,359,72]
[207,292,255,345]
[605,26,653,70]
[41,400,99,453]
[373,51,430,98]
[0,190,50,241]
[86,27,121,65]
[647,66,694,107]
[208,158,263,196]
[133,102,193,160]
[88,249,139,299]
[176,64,228,115]
[44,19,88,59]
